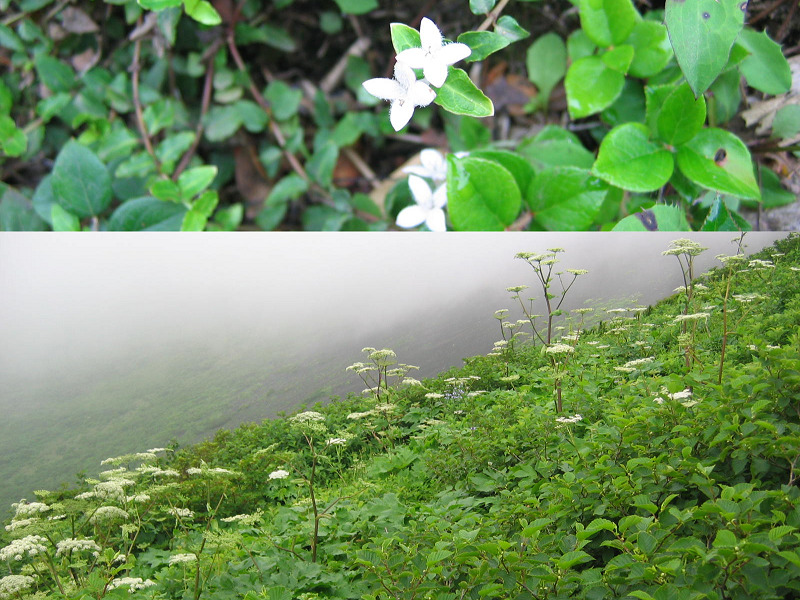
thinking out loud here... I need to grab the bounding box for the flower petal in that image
[408,80,436,106]
[425,208,447,232]
[362,78,402,101]
[432,183,448,208]
[396,205,427,228]
[424,62,449,88]
[419,17,443,52]
[408,175,433,208]
[395,49,428,69]
[393,61,418,90]
[436,42,472,66]
[389,99,414,131]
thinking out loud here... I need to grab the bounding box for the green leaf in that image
[626,21,673,78]
[458,31,510,62]
[601,44,635,74]
[676,128,760,199]
[665,0,744,96]
[333,0,377,14]
[637,531,658,555]
[707,69,741,125]
[567,29,597,61]
[192,190,218,217]
[390,23,421,55]
[50,203,80,231]
[526,32,567,107]
[426,549,453,566]
[181,208,208,231]
[757,165,795,208]
[556,550,593,570]
[183,0,221,25]
[234,23,296,52]
[178,165,218,199]
[713,529,738,548]
[592,123,674,191]
[150,179,182,203]
[772,105,800,140]
[0,187,47,231]
[108,197,185,231]
[517,126,595,170]
[204,104,243,142]
[736,28,792,95]
[612,204,690,230]
[526,167,609,230]
[34,54,75,93]
[470,0,496,14]
[468,150,536,196]
[654,82,707,146]
[701,194,751,231]
[265,80,303,121]
[307,140,338,187]
[212,203,243,231]
[265,587,293,600]
[579,0,638,47]
[565,56,625,118]
[0,24,26,52]
[51,140,112,218]
[138,0,182,9]
[447,155,521,230]
[434,68,494,117]
[0,115,26,157]
[156,131,195,170]
[494,15,530,42]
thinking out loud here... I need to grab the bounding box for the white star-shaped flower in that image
[395,17,472,88]
[402,148,447,182]
[396,175,447,232]
[362,61,436,131]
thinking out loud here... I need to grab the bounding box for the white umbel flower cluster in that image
[55,538,101,557]
[0,536,47,561]
[0,574,36,598]
[107,577,156,592]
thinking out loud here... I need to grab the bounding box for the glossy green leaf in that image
[307,140,338,187]
[626,21,673,78]
[469,0,496,14]
[579,0,638,47]
[736,28,792,95]
[51,140,112,218]
[178,165,218,199]
[526,167,609,230]
[526,33,567,107]
[665,0,744,96]
[494,16,530,42]
[602,44,635,74]
[150,179,182,203]
[612,204,690,230]
[517,126,595,170]
[592,123,674,191]
[0,187,47,231]
[183,0,221,25]
[50,203,80,231]
[138,0,182,9]
[265,80,303,121]
[602,79,646,126]
[458,31,510,62]
[707,69,741,125]
[565,56,625,118]
[701,194,751,231]
[567,29,597,61]
[434,68,494,117]
[390,23,420,55]
[772,105,800,140]
[447,155,521,230]
[332,0,377,14]
[155,132,195,171]
[676,128,760,199]
[468,150,536,196]
[655,82,707,146]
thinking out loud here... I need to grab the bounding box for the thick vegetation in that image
[2,233,800,599]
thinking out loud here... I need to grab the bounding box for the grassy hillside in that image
[1,234,799,600]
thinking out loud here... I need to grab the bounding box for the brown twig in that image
[131,27,158,166]
[477,0,512,31]
[173,41,220,180]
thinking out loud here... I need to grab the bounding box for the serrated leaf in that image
[592,123,674,191]
[713,529,738,548]
[434,68,494,117]
[666,0,744,96]
[676,128,760,199]
[556,550,593,570]
[736,28,792,95]
[579,0,638,47]
[565,56,625,118]
[51,140,112,218]
[458,31,510,62]
[768,525,796,542]
[447,155,521,230]
[612,204,690,230]
[527,167,609,230]
[426,549,453,566]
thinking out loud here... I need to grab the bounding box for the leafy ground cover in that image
[1,233,799,598]
[1,0,798,231]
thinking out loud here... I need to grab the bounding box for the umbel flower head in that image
[362,61,435,131]
[396,17,471,88]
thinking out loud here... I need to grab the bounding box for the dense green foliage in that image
[0,0,796,231]
[2,234,799,598]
